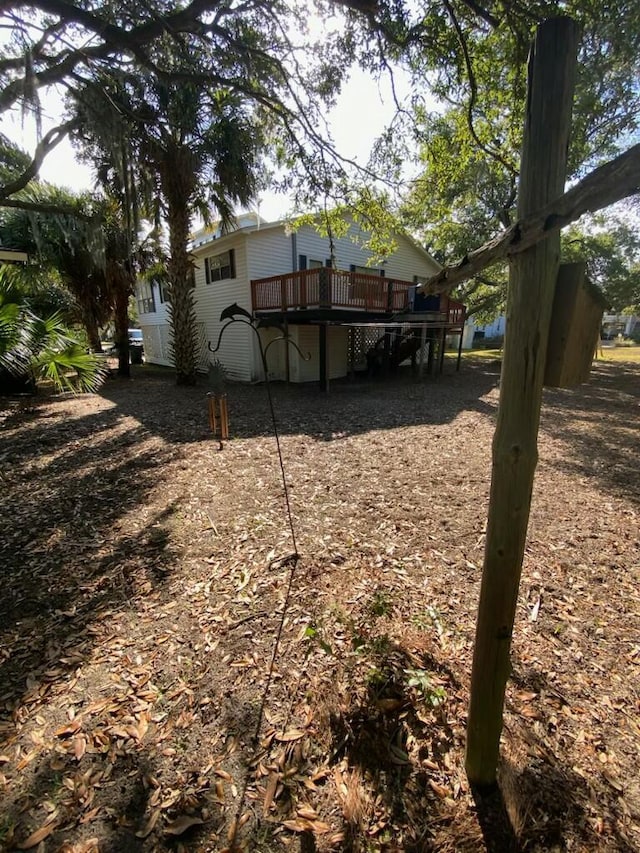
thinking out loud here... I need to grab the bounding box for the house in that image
[136,213,466,387]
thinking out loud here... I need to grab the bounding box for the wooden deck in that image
[251,268,465,327]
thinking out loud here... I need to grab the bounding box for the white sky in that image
[5,66,418,223]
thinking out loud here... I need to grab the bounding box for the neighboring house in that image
[601,312,638,339]
[467,307,637,349]
[467,314,507,344]
[136,213,466,386]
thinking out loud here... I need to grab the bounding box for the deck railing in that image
[251,268,413,314]
[251,268,465,325]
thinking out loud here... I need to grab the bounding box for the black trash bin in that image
[128,328,144,364]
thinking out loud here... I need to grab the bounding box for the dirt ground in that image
[1,358,639,853]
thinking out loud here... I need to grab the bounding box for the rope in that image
[211,316,305,846]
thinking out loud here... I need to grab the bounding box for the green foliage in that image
[303,624,334,657]
[404,668,446,708]
[412,606,445,640]
[562,216,640,312]
[0,133,31,186]
[0,264,106,392]
[0,184,111,344]
[368,588,394,618]
[69,33,268,383]
[399,1,640,320]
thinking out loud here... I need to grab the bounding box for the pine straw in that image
[0,358,638,853]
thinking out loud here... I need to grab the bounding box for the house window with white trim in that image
[205,249,235,283]
[136,280,155,314]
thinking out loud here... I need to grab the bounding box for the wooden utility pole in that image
[465,17,581,786]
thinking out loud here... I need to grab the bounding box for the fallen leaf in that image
[429,780,449,799]
[375,698,403,714]
[297,804,319,820]
[135,809,161,838]
[16,748,40,770]
[74,734,86,760]
[55,719,82,738]
[79,806,101,824]
[17,821,58,849]
[263,772,279,815]
[274,729,306,742]
[164,815,204,836]
[283,818,314,832]
[603,770,624,793]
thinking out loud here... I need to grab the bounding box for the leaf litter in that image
[0,360,638,851]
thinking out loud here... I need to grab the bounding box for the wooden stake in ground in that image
[207,393,229,450]
[465,17,581,787]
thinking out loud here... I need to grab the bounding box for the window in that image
[299,255,330,271]
[205,249,235,283]
[352,265,385,276]
[136,280,155,314]
[159,280,171,303]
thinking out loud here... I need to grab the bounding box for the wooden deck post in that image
[456,312,465,371]
[465,17,580,787]
[319,268,330,308]
[419,323,427,377]
[319,323,329,392]
[284,318,290,384]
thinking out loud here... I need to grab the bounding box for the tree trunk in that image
[83,308,103,353]
[162,149,198,386]
[465,17,580,787]
[110,261,131,378]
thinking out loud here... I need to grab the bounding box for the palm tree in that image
[72,67,262,385]
[70,104,161,378]
[0,263,105,393]
[0,184,111,351]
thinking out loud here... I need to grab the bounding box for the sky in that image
[5,65,419,223]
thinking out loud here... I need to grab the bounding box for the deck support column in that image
[438,326,446,374]
[284,318,290,384]
[319,323,329,392]
[456,315,465,371]
[348,327,356,379]
[419,323,427,377]
[383,328,391,376]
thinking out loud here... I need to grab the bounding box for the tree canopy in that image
[399,2,640,317]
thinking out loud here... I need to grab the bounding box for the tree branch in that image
[0,197,95,218]
[0,119,79,200]
[443,0,517,175]
[459,0,501,28]
[419,142,640,294]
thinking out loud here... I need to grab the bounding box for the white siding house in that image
[136,213,445,384]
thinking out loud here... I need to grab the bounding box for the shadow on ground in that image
[96,360,500,446]
[0,392,179,715]
[541,361,640,504]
